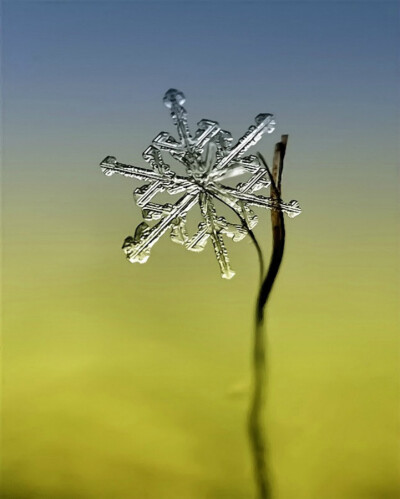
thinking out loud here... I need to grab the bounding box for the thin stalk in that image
[248,138,288,499]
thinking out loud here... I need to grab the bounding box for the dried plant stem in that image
[248,137,288,499]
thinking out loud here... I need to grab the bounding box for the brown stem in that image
[248,137,288,499]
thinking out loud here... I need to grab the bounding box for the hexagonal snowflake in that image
[100,89,301,278]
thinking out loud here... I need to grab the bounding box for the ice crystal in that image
[100,89,301,279]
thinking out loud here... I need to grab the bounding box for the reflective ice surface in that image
[100,89,301,278]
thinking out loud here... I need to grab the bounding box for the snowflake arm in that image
[122,190,200,264]
[100,155,193,192]
[199,192,235,279]
[212,113,276,175]
[208,184,302,219]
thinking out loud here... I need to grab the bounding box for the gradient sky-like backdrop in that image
[2,1,399,498]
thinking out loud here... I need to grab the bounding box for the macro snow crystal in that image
[100,89,301,279]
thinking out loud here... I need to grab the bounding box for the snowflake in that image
[100,89,301,279]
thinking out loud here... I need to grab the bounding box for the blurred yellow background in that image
[3,142,398,497]
[2,1,399,498]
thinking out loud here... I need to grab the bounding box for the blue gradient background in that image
[2,1,399,498]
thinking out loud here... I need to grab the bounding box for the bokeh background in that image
[2,1,399,498]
